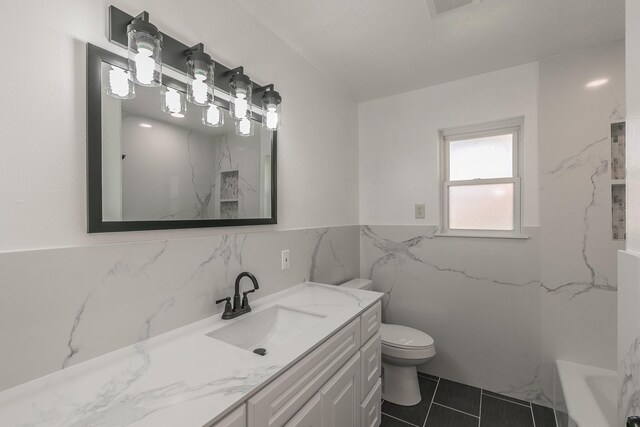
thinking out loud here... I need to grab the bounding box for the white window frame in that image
[438,117,526,239]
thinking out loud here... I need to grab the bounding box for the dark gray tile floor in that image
[381,373,557,427]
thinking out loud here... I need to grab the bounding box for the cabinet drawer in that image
[248,318,361,427]
[360,333,381,399]
[360,302,381,344]
[284,393,322,427]
[361,379,382,427]
[212,404,246,427]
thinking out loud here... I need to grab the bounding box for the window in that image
[439,118,524,238]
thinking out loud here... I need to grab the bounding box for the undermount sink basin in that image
[206,305,327,353]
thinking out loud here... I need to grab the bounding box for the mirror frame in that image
[86,43,277,233]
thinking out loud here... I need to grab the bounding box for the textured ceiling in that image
[236,0,625,101]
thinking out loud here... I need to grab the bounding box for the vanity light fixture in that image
[255,84,282,131]
[236,116,254,136]
[186,44,214,106]
[104,65,135,99]
[127,12,162,87]
[109,6,283,130]
[203,104,224,127]
[162,87,186,118]
[228,68,253,121]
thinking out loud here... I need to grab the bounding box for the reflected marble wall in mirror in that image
[88,44,276,232]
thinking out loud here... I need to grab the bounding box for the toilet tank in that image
[340,278,374,291]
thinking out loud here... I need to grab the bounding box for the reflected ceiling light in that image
[162,87,186,118]
[186,44,214,106]
[236,116,254,137]
[203,104,224,127]
[586,78,609,88]
[255,85,282,131]
[228,68,252,121]
[139,123,152,128]
[127,12,162,87]
[104,65,135,99]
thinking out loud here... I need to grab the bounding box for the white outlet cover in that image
[415,204,426,219]
[281,249,290,270]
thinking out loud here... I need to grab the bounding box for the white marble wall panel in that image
[360,225,548,404]
[538,41,624,375]
[0,226,359,392]
[619,250,640,422]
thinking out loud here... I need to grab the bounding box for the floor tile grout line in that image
[530,404,537,427]
[422,377,440,427]
[381,412,421,427]
[481,389,532,408]
[478,388,483,427]
[432,402,480,419]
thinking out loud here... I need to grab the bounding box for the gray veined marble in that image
[0,226,360,392]
[360,224,545,404]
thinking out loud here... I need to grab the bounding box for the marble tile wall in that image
[0,226,360,392]
[617,251,640,422]
[360,225,547,404]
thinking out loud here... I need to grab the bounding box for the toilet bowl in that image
[340,279,436,406]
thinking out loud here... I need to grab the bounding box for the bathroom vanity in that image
[0,283,383,427]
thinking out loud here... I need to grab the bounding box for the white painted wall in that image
[358,62,539,227]
[627,0,640,253]
[0,0,359,252]
[619,1,640,422]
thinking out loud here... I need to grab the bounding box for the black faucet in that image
[215,272,260,320]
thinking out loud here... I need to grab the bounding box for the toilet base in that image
[382,363,421,406]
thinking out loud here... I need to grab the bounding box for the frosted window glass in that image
[449,134,513,181]
[449,183,514,230]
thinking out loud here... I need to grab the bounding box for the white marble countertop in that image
[0,282,383,427]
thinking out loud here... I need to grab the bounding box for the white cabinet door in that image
[320,353,361,427]
[214,405,246,427]
[284,394,322,427]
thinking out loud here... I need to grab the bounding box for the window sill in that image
[434,232,530,240]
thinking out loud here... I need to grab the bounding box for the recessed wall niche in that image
[611,121,625,240]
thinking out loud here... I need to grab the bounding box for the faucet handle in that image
[215,297,233,316]
[241,289,256,309]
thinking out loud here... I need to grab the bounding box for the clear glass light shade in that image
[161,87,186,117]
[187,59,214,106]
[203,104,224,127]
[235,116,254,136]
[262,101,281,131]
[229,78,252,121]
[103,65,135,99]
[127,30,162,87]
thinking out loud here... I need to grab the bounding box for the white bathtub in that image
[555,360,617,427]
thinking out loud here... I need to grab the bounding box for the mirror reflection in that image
[100,62,273,222]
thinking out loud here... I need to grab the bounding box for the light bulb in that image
[109,66,131,98]
[239,117,251,135]
[266,106,279,130]
[233,93,248,120]
[204,104,222,127]
[165,88,182,114]
[135,43,155,85]
[192,74,208,105]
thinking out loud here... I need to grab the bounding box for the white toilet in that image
[340,279,436,406]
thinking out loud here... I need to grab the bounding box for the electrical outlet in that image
[415,204,426,219]
[281,249,290,270]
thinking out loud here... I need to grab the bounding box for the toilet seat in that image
[381,324,434,349]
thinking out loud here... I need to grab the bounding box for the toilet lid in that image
[381,324,434,349]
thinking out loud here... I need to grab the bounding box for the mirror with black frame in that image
[87,44,277,233]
